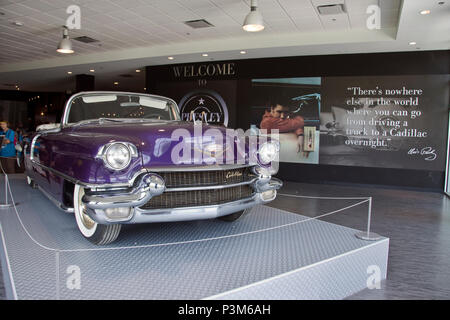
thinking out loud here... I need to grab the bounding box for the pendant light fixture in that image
[57,26,74,54]
[243,0,264,32]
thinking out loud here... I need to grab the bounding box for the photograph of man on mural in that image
[250,78,321,164]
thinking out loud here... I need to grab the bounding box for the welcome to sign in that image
[172,62,236,79]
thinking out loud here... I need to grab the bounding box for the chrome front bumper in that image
[82,171,282,225]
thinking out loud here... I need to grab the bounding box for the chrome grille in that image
[140,185,254,209]
[158,167,252,188]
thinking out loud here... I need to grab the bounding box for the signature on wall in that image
[407,147,437,161]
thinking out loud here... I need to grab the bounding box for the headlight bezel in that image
[97,142,138,171]
[257,140,280,165]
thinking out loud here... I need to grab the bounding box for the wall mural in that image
[148,62,449,172]
[250,78,321,164]
[319,75,449,171]
[249,75,449,171]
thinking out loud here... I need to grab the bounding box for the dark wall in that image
[146,50,450,191]
[0,90,68,131]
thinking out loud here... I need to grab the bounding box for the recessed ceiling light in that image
[168,56,174,60]
[114,81,119,85]
[240,50,247,54]
[135,69,141,73]
[202,53,208,57]
[409,41,417,45]
[420,9,431,15]
[67,71,72,74]
[89,69,95,72]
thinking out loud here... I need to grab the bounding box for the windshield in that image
[66,93,180,124]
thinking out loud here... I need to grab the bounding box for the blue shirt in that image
[0,129,16,157]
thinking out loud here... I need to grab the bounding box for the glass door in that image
[445,111,450,196]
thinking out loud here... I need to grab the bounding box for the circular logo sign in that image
[179,90,229,126]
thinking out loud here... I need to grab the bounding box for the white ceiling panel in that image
[1,2,41,17]
[291,15,324,31]
[320,14,350,29]
[109,0,147,9]
[284,6,322,19]
[19,0,60,12]
[82,0,124,14]
[344,0,379,13]
[107,9,143,21]
[0,0,448,92]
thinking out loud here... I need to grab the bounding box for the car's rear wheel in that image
[73,184,121,245]
[218,208,251,222]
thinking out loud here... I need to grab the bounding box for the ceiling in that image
[0,0,448,92]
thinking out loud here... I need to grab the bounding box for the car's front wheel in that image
[218,208,251,222]
[73,184,121,245]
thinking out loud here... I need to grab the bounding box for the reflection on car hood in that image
[68,120,246,168]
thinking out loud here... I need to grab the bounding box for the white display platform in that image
[0,175,388,300]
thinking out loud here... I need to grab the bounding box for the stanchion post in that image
[0,159,15,209]
[355,197,382,241]
[5,174,8,204]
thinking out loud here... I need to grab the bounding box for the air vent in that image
[73,36,100,43]
[317,4,346,15]
[184,19,214,29]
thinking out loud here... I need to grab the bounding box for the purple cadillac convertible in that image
[24,91,282,245]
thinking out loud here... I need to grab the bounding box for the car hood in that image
[68,120,249,168]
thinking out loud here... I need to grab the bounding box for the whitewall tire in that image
[73,184,121,245]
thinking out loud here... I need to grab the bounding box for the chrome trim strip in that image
[82,173,165,210]
[83,178,282,225]
[88,193,270,225]
[30,134,41,162]
[164,178,257,192]
[29,160,148,189]
[136,194,258,216]
[146,164,252,172]
[37,186,74,213]
[30,161,253,189]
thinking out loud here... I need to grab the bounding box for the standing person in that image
[15,127,25,173]
[0,121,16,174]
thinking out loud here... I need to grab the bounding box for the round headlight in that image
[105,143,131,170]
[258,141,279,164]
